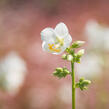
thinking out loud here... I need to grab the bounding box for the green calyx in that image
[76,77,91,90]
[53,67,70,78]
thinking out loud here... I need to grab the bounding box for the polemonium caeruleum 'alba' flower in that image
[41,22,72,54]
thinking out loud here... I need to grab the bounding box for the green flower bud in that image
[56,67,63,72]
[63,67,70,74]
[53,71,58,75]
[66,55,73,61]
[65,47,70,53]
[53,70,63,78]
[79,77,85,82]
[82,80,91,86]
[71,41,85,48]
[62,54,67,60]
[74,55,81,63]
[70,49,75,55]
[76,49,85,57]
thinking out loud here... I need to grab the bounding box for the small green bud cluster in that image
[53,67,70,78]
[76,77,91,90]
[63,41,85,63]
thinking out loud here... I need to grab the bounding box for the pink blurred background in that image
[0,0,109,109]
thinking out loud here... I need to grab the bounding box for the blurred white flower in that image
[85,20,109,51]
[41,22,72,54]
[76,53,103,79]
[0,51,27,94]
[58,83,72,104]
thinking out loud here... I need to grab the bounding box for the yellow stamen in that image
[48,44,61,52]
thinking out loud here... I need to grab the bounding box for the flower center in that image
[48,37,64,53]
[56,37,64,46]
[48,44,61,52]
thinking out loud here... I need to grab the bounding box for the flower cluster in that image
[76,77,91,90]
[53,67,70,78]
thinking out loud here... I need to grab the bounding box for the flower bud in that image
[63,68,70,74]
[56,67,63,72]
[76,49,85,57]
[82,80,91,86]
[79,77,84,82]
[62,54,67,60]
[71,41,85,48]
[65,47,70,52]
[53,71,57,75]
[66,55,73,61]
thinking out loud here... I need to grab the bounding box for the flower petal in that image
[57,34,72,53]
[62,34,72,49]
[55,22,68,37]
[41,28,55,42]
[64,34,72,45]
[42,41,50,52]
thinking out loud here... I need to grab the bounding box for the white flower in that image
[41,22,72,54]
[85,20,109,51]
[0,51,27,95]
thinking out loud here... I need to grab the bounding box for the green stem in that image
[71,61,75,109]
